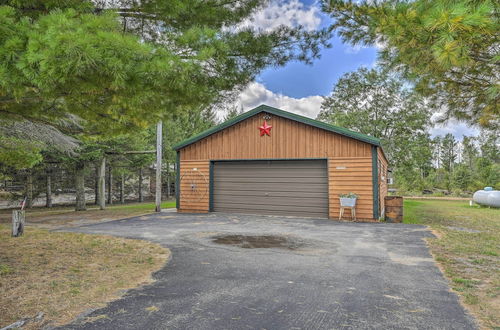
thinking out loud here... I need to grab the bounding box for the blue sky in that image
[234,0,478,139]
[256,0,377,98]
[257,37,378,98]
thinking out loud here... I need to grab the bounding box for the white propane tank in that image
[473,188,500,208]
[473,190,490,205]
[486,191,500,208]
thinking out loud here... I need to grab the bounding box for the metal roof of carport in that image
[173,104,382,150]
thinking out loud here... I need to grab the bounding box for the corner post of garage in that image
[176,151,180,210]
[371,146,379,220]
[209,161,214,211]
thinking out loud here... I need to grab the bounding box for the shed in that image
[174,104,388,220]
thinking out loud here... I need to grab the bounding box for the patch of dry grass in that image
[0,224,170,329]
[404,199,499,329]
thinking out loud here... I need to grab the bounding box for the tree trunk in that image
[138,168,143,202]
[75,161,86,211]
[25,171,33,209]
[107,165,113,205]
[98,157,106,210]
[95,165,99,205]
[120,173,125,204]
[46,170,52,208]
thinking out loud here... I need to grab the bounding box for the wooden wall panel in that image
[378,148,389,217]
[178,160,210,212]
[179,112,371,161]
[178,112,384,219]
[328,157,373,220]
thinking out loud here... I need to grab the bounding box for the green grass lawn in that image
[0,200,177,227]
[108,201,176,211]
[404,199,499,329]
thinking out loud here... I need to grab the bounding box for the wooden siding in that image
[178,112,384,219]
[180,113,371,161]
[179,160,210,212]
[328,157,373,220]
[378,147,389,217]
[179,157,376,219]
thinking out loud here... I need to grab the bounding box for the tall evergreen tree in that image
[0,0,330,169]
[322,0,499,128]
[440,133,457,172]
[461,136,478,169]
[478,129,500,163]
[432,136,443,169]
[1,1,329,129]
[317,67,431,165]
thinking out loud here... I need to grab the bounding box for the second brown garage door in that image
[212,160,328,218]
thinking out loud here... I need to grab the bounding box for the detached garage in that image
[174,105,388,221]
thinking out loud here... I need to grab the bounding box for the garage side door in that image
[213,160,328,218]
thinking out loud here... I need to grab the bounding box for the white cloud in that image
[343,44,368,54]
[232,82,480,141]
[342,39,386,54]
[235,82,323,118]
[429,121,479,140]
[429,112,480,140]
[237,0,322,32]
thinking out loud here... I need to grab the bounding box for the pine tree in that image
[461,136,478,169]
[0,1,330,169]
[322,0,499,129]
[432,136,443,169]
[1,1,329,130]
[440,133,457,172]
[317,67,431,165]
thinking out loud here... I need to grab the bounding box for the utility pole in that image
[155,120,162,212]
[98,157,106,210]
[107,165,113,205]
[46,167,52,208]
[138,168,143,202]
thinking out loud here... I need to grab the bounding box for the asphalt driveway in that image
[59,212,476,330]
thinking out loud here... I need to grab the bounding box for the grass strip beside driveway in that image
[404,199,499,329]
[0,224,170,329]
[0,201,176,228]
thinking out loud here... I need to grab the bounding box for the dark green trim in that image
[372,146,379,220]
[176,151,180,209]
[209,161,214,211]
[173,104,381,150]
[326,158,330,217]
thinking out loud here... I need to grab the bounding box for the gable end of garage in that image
[173,105,382,150]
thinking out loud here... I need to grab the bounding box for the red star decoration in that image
[258,120,272,136]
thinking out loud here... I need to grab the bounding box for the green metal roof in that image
[173,104,381,150]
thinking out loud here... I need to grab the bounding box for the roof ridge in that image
[173,104,381,150]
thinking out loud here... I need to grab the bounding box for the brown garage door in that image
[212,160,328,217]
